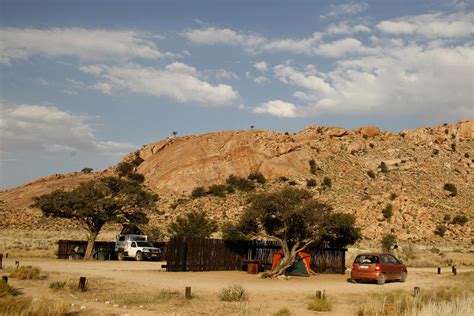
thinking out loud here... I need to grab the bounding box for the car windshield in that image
[136,242,153,247]
[355,255,379,264]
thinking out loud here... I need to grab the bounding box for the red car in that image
[350,252,408,285]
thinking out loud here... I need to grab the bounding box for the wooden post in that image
[5,253,7,258]
[452,266,457,275]
[437,267,441,274]
[0,254,3,269]
[79,277,87,291]
[414,287,420,297]
[322,290,326,300]
[315,291,322,299]
[2,276,7,284]
[185,286,192,299]
[15,261,19,268]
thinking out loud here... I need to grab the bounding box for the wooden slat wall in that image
[165,237,347,274]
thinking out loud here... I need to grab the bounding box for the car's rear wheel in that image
[400,272,407,283]
[377,273,386,285]
[135,251,144,261]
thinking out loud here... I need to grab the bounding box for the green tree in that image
[235,187,360,278]
[381,233,397,252]
[168,211,218,239]
[32,177,156,259]
[81,167,93,174]
[116,162,134,178]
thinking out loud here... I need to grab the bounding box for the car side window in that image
[131,242,136,248]
[381,256,389,263]
[388,255,399,264]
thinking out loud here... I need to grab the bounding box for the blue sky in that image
[1,0,473,189]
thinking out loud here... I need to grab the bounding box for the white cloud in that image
[260,43,473,118]
[0,104,135,155]
[253,100,299,118]
[254,61,268,72]
[326,23,371,35]
[320,2,369,19]
[0,27,166,64]
[80,63,239,105]
[377,12,473,38]
[314,38,365,57]
[254,76,270,84]
[184,26,365,57]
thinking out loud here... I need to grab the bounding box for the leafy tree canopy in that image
[168,210,217,239]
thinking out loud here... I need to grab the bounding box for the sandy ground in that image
[1,257,473,315]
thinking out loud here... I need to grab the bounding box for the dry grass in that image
[273,308,294,316]
[0,296,71,316]
[9,266,41,280]
[0,280,17,298]
[357,282,473,316]
[307,297,332,311]
[219,284,249,302]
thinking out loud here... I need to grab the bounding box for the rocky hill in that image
[1,120,473,244]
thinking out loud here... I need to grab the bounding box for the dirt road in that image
[2,257,472,315]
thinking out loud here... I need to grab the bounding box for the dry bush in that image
[219,284,249,302]
[10,266,41,280]
[28,299,70,316]
[307,297,332,311]
[273,308,293,316]
[49,281,66,289]
[415,296,473,315]
[0,296,30,315]
[357,285,473,316]
[0,280,17,297]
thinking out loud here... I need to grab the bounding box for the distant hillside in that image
[1,120,472,244]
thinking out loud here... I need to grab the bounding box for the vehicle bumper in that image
[351,270,380,281]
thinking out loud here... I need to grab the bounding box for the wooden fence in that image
[57,240,117,259]
[166,237,346,274]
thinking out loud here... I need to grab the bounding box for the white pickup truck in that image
[115,234,161,261]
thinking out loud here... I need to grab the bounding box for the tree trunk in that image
[84,231,99,260]
[263,240,299,278]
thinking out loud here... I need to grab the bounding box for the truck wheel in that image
[135,251,144,261]
[118,253,125,261]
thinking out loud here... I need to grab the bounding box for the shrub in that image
[367,170,376,178]
[142,225,163,242]
[390,193,398,200]
[0,296,30,315]
[443,183,457,197]
[49,281,66,289]
[126,172,145,183]
[0,279,17,297]
[381,233,397,252]
[306,179,317,187]
[451,215,468,226]
[273,308,293,316]
[309,159,318,175]
[191,186,206,198]
[248,172,266,184]
[288,180,297,186]
[443,214,451,222]
[81,167,93,173]
[465,152,470,158]
[322,177,332,188]
[434,224,447,237]
[226,175,255,191]
[379,161,389,173]
[130,151,144,167]
[221,222,247,241]
[218,284,248,302]
[382,203,393,220]
[207,184,227,197]
[307,297,332,311]
[451,143,456,152]
[168,211,218,239]
[9,266,41,280]
[279,176,289,182]
[432,148,439,155]
[116,161,134,178]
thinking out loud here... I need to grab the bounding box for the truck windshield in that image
[136,242,153,247]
